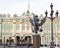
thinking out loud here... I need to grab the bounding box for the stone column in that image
[33,34,41,48]
[3,36,5,48]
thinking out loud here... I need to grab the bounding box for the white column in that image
[20,24,22,32]
[41,36,44,45]
[13,22,16,34]
[56,37,58,46]
[25,24,27,33]
[13,20,16,44]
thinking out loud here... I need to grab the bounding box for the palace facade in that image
[0,11,60,45]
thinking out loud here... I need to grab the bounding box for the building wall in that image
[41,16,60,45]
[0,13,60,45]
[0,13,34,44]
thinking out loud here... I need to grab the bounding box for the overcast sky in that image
[0,0,60,16]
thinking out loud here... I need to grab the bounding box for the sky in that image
[0,0,60,16]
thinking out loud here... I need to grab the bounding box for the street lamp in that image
[45,3,59,48]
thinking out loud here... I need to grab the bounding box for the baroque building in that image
[0,11,35,44]
[0,11,60,45]
[40,14,60,45]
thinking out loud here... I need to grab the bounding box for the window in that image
[10,23,12,30]
[26,23,30,30]
[16,25,20,30]
[27,25,29,30]
[8,23,10,33]
[22,25,25,30]
[2,22,6,35]
[57,22,60,30]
